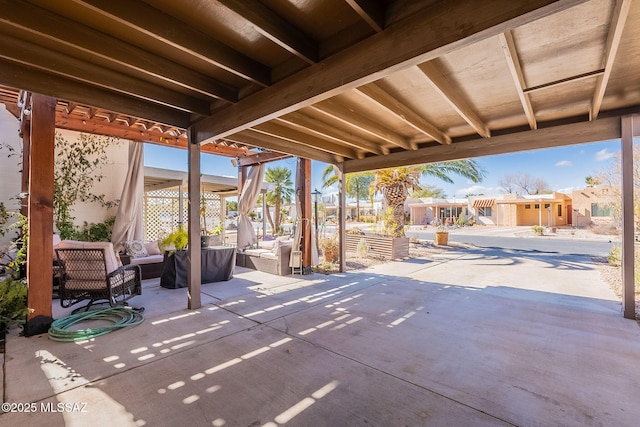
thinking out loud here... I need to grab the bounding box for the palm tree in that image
[416,160,485,184]
[265,167,294,235]
[410,184,446,199]
[585,176,600,187]
[374,167,422,237]
[321,165,374,221]
[375,159,485,237]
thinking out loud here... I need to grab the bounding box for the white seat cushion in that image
[245,249,271,256]
[259,240,276,250]
[129,254,164,265]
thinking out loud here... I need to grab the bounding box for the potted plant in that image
[161,226,188,253]
[202,224,224,247]
[319,237,339,263]
[433,218,449,245]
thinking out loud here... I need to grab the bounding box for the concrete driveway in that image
[2,246,640,426]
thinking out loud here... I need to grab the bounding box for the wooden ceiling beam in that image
[55,113,182,144]
[3,102,20,118]
[236,151,291,167]
[75,0,271,87]
[225,129,340,164]
[65,102,77,114]
[0,0,237,102]
[344,115,622,173]
[524,69,605,94]
[254,121,361,159]
[345,0,386,32]
[276,111,387,155]
[310,99,413,150]
[357,83,449,145]
[217,0,318,64]
[199,142,255,158]
[0,34,211,115]
[499,30,537,130]
[417,60,490,138]
[0,59,191,128]
[590,0,632,120]
[194,0,584,143]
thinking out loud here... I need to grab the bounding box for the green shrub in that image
[608,245,621,267]
[0,276,31,334]
[356,237,370,257]
[161,226,188,252]
[607,245,640,291]
[73,216,116,242]
[532,225,544,234]
[455,211,468,226]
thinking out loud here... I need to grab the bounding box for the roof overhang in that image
[0,0,639,170]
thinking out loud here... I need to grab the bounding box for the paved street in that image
[406,226,618,257]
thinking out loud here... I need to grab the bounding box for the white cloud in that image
[595,148,615,162]
[555,160,572,167]
[455,185,493,195]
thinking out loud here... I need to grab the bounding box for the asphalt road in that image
[405,230,616,257]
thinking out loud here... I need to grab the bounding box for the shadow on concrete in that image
[5,249,639,426]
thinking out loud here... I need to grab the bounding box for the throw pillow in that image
[125,240,148,258]
[144,240,162,255]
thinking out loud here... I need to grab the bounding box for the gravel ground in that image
[594,256,640,322]
[313,239,470,273]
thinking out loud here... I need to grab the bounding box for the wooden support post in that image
[337,162,346,273]
[25,94,55,336]
[621,114,635,320]
[187,130,201,310]
[237,164,246,196]
[299,158,312,273]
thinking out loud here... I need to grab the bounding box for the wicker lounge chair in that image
[55,241,142,311]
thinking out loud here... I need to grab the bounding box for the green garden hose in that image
[48,307,144,342]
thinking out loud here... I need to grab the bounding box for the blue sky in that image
[144,139,621,199]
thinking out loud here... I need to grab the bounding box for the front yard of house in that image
[600,245,640,321]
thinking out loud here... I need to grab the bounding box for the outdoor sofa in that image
[118,240,165,280]
[236,237,294,276]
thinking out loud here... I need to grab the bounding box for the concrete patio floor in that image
[2,246,640,426]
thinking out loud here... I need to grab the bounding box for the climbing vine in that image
[53,132,120,239]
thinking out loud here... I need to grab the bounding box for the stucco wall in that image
[0,106,22,248]
[570,186,619,226]
[55,129,129,229]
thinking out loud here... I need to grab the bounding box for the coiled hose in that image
[48,307,144,342]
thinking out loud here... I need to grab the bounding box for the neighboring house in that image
[407,197,469,225]
[322,200,383,221]
[470,193,572,227]
[570,186,619,227]
[408,193,573,227]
